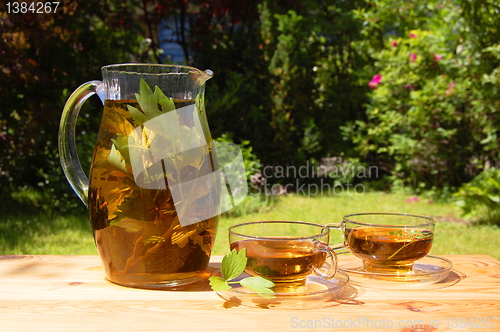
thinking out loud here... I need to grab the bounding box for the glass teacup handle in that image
[313,242,338,279]
[326,222,350,255]
[59,80,104,207]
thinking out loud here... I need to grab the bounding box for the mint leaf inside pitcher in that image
[127,78,176,125]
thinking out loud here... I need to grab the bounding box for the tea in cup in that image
[329,213,435,274]
[228,221,338,291]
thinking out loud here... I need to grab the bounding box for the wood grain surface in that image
[1,254,499,332]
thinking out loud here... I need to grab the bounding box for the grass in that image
[0,209,96,255]
[213,192,500,260]
[1,191,499,260]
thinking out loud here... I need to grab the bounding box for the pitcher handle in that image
[58,80,104,207]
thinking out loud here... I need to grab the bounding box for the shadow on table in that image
[434,269,466,288]
[216,282,363,310]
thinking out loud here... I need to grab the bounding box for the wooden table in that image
[1,255,499,332]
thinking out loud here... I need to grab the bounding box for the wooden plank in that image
[0,255,499,332]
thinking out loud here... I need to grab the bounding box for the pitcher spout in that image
[192,69,213,85]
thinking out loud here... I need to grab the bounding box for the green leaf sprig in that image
[209,249,275,299]
[127,78,176,125]
[387,229,433,259]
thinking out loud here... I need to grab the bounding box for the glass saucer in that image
[211,269,350,309]
[339,255,454,289]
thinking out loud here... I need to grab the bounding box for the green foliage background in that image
[1,1,143,212]
[1,0,498,221]
[343,1,500,192]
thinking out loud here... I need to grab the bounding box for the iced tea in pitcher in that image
[59,64,220,288]
[89,95,219,288]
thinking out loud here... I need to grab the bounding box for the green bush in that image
[3,0,499,211]
[214,133,261,179]
[1,1,142,211]
[213,133,276,217]
[343,1,500,191]
[454,168,500,225]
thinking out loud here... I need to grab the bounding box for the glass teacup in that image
[228,221,338,291]
[329,213,435,274]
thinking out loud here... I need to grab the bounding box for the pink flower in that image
[434,54,442,61]
[405,84,414,90]
[391,41,398,47]
[368,74,382,89]
[410,53,417,62]
[446,82,455,95]
[405,196,420,203]
[410,33,417,38]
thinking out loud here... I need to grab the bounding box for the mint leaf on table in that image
[221,248,247,281]
[240,276,275,299]
[208,276,232,291]
[209,249,275,298]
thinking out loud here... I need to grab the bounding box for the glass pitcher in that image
[59,64,221,289]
